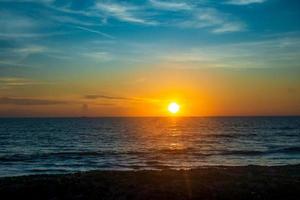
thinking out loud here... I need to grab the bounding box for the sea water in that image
[0,117,299,177]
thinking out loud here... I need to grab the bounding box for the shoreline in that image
[1,164,299,178]
[1,165,299,200]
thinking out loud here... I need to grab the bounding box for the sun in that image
[168,102,180,114]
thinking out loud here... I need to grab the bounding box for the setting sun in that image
[168,102,180,114]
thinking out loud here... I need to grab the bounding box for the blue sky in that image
[0,0,300,116]
[1,0,300,70]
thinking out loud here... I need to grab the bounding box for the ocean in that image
[0,117,299,177]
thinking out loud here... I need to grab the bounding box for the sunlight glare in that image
[168,102,180,114]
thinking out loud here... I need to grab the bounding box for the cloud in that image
[179,8,245,33]
[0,11,70,40]
[84,94,160,104]
[81,51,113,62]
[1,0,246,35]
[72,26,114,39]
[225,0,267,5]
[47,3,103,18]
[14,45,46,54]
[149,0,191,11]
[0,5,109,41]
[0,11,38,34]
[84,94,133,101]
[50,15,103,27]
[0,32,68,39]
[0,97,68,105]
[95,2,157,25]
[0,0,54,4]
[0,77,42,86]
[0,8,109,40]
[0,44,50,65]
[212,22,245,33]
[1,0,249,36]
[158,34,300,68]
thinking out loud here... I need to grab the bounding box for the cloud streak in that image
[225,0,267,5]
[0,77,42,86]
[158,34,300,68]
[84,94,161,104]
[0,0,54,4]
[1,0,248,36]
[149,0,191,11]
[95,2,157,25]
[72,26,114,39]
[179,8,245,33]
[84,94,134,101]
[0,97,68,106]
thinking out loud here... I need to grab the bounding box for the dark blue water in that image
[0,117,299,177]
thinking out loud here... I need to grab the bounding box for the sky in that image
[0,0,300,117]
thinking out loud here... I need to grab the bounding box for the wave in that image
[219,150,267,156]
[217,147,300,156]
[1,146,299,162]
[270,126,296,131]
[0,152,102,162]
[277,147,300,154]
[0,150,152,162]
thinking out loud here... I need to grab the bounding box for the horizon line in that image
[0,115,299,118]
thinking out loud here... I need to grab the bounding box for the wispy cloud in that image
[158,34,300,68]
[95,2,157,25]
[0,97,68,106]
[84,94,161,104]
[0,61,31,68]
[149,0,192,11]
[212,22,245,33]
[47,3,103,18]
[0,77,43,86]
[81,51,113,62]
[0,32,69,39]
[13,45,46,55]
[72,26,114,39]
[0,11,38,34]
[50,15,103,27]
[179,8,245,33]
[1,0,247,35]
[0,11,71,39]
[225,0,267,5]
[0,44,49,65]
[84,94,134,101]
[0,0,54,4]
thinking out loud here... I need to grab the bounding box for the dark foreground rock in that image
[0,165,299,200]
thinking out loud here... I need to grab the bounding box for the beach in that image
[0,165,299,200]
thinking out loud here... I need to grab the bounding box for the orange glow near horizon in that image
[1,63,300,117]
